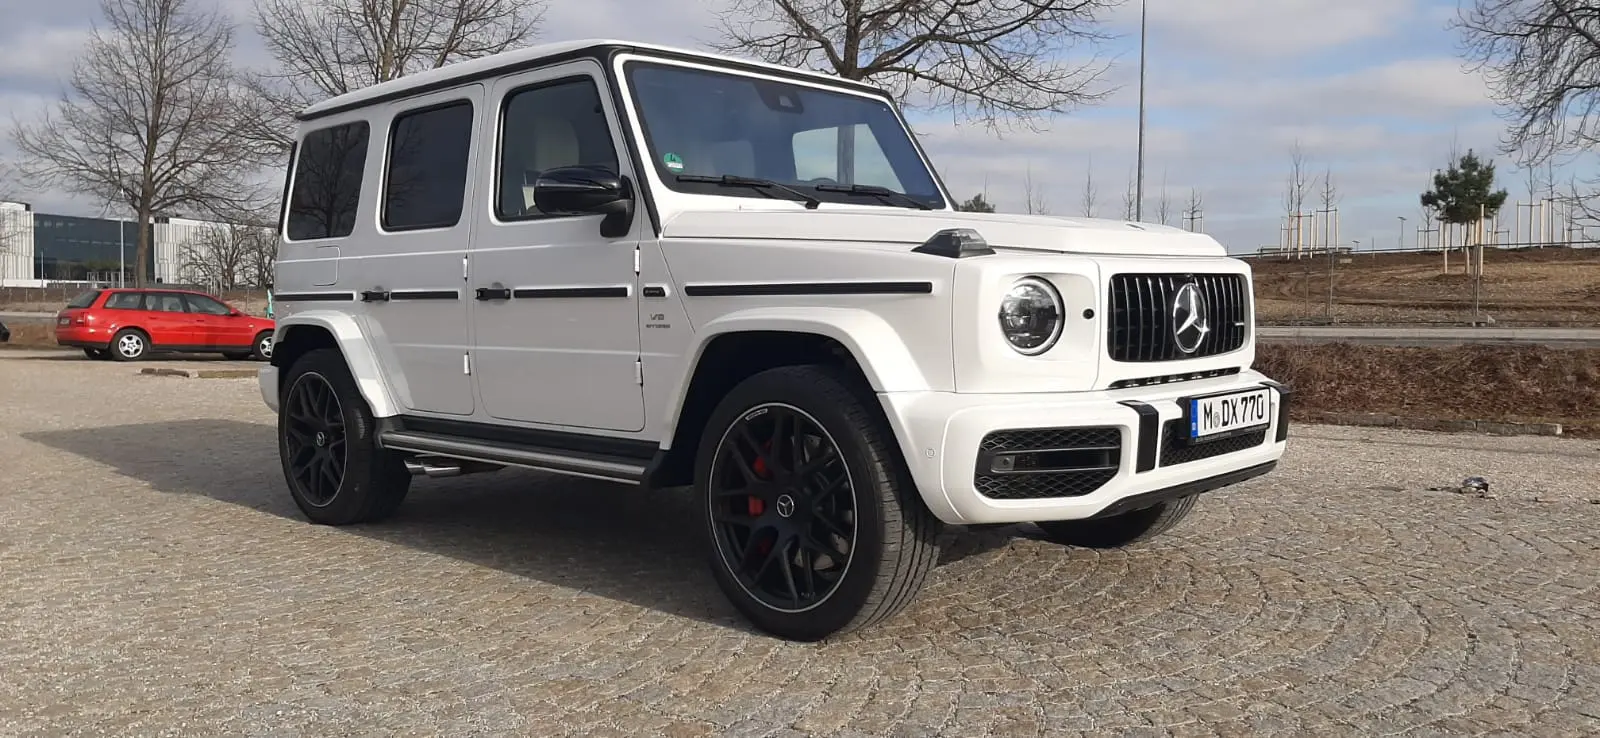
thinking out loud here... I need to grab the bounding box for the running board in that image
[378,430,650,485]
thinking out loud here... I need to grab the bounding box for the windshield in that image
[623,60,947,209]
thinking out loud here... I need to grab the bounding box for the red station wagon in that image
[55,288,276,362]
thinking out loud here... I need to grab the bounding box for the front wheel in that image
[251,331,274,361]
[1034,495,1199,549]
[695,364,940,642]
[278,347,411,525]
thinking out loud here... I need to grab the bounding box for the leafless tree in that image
[1282,141,1310,253]
[1454,2,1600,223]
[179,221,270,289]
[8,0,271,288]
[1079,156,1097,217]
[245,0,546,151]
[1319,167,1339,210]
[1122,166,1137,220]
[709,0,1122,131]
[1183,187,1203,232]
[1155,170,1172,225]
[1022,163,1049,214]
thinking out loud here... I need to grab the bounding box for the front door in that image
[180,292,250,349]
[469,60,646,432]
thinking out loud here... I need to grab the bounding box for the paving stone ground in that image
[2,348,1598,736]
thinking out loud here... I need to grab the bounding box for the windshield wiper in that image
[813,183,932,210]
[675,174,820,209]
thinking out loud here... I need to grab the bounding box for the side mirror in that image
[228,308,242,317]
[533,165,635,238]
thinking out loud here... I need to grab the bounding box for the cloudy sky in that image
[0,0,1582,254]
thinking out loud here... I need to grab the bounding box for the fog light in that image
[990,454,1016,472]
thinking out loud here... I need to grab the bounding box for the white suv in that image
[258,38,1289,641]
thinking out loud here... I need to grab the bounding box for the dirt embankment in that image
[1255,343,1600,437]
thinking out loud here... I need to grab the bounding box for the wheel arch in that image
[647,309,931,488]
[269,312,402,417]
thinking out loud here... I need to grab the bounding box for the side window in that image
[497,77,620,220]
[183,294,231,315]
[792,124,904,190]
[103,292,144,310]
[383,100,474,231]
[286,121,371,241]
[148,293,188,313]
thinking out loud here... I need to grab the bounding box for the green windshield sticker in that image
[663,152,684,171]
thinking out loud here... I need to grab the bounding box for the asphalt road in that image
[2,348,1598,735]
[1256,325,1600,349]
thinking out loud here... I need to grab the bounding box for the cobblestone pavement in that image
[2,349,1598,736]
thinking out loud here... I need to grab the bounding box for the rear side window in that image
[147,293,188,313]
[104,292,144,309]
[287,121,371,241]
[66,290,102,308]
[383,100,474,231]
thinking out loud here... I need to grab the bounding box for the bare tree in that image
[1454,2,1600,223]
[710,0,1121,131]
[1183,187,1203,231]
[179,222,265,289]
[1155,170,1171,225]
[1282,141,1310,253]
[1122,166,1137,220]
[1022,163,1049,214]
[246,0,546,150]
[1319,167,1339,210]
[1079,156,1097,217]
[8,0,270,288]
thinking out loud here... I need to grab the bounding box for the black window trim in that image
[284,119,373,244]
[380,96,478,234]
[492,71,623,225]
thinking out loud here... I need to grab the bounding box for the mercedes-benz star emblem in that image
[314,431,328,448]
[1170,282,1211,354]
[775,494,797,518]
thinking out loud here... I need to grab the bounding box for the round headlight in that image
[998,277,1063,355]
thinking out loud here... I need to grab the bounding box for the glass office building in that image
[31,213,151,283]
[0,201,266,287]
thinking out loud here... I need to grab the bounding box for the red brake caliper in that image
[748,440,774,559]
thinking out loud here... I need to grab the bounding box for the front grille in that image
[1159,419,1267,466]
[974,427,1122,500]
[1107,273,1249,362]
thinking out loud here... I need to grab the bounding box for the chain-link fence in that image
[1247,240,1600,327]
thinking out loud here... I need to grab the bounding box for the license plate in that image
[1188,388,1273,441]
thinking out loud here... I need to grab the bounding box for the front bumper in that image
[259,365,280,412]
[879,370,1290,525]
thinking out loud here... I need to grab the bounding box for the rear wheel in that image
[696,365,940,642]
[108,329,148,361]
[278,348,410,525]
[1034,495,1199,549]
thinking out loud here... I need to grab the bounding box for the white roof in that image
[299,38,866,119]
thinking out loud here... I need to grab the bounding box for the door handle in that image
[361,289,391,302]
[475,286,511,301]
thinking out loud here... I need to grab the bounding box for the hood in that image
[659,207,1229,257]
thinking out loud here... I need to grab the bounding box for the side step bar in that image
[378,430,650,485]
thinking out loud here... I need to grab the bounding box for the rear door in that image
[142,291,195,348]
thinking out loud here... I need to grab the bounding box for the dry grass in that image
[1250,246,1600,326]
[1,322,58,349]
[0,287,270,317]
[1255,342,1600,436]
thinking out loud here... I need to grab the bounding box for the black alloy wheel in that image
[282,370,347,508]
[708,402,857,614]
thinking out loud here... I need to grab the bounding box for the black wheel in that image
[278,348,410,525]
[696,364,940,642]
[1034,495,1199,549]
[250,331,274,361]
[108,329,148,361]
[83,348,108,360]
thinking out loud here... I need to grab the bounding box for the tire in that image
[108,329,148,361]
[277,347,411,525]
[1034,495,1199,549]
[695,364,940,642]
[250,331,274,361]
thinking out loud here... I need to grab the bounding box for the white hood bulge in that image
[660,208,1229,258]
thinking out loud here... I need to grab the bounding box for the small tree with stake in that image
[1420,149,1508,322]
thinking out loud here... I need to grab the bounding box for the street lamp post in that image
[1134,0,1147,222]
[1397,216,1406,252]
